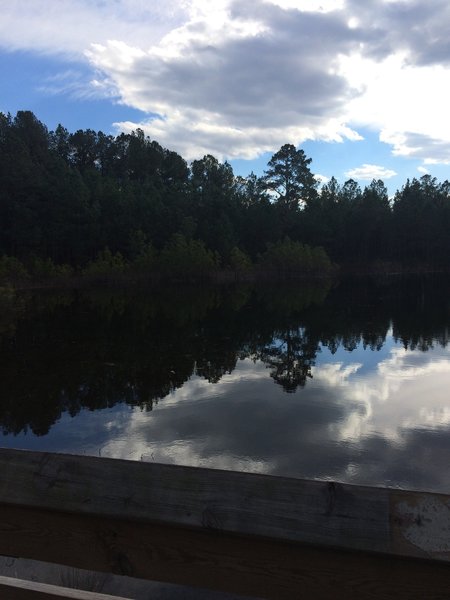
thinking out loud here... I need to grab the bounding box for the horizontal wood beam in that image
[0,575,131,600]
[0,449,449,598]
[1,503,450,600]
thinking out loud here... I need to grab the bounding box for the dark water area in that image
[1,275,449,493]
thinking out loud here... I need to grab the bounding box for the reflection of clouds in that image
[7,347,450,493]
[379,346,450,379]
[84,348,450,492]
[155,359,268,411]
[313,344,450,492]
[313,362,362,387]
[141,441,270,475]
[96,357,349,475]
[321,345,450,446]
[152,374,220,409]
[100,358,276,471]
[418,406,450,428]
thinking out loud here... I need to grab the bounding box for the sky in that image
[1,0,450,193]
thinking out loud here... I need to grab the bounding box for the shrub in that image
[83,247,127,277]
[159,233,218,280]
[0,255,29,281]
[259,237,333,275]
[229,246,253,272]
[29,256,74,279]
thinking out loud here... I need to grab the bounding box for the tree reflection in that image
[258,328,318,392]
[0,276,448,435]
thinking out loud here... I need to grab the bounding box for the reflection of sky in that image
[3,334,450,494]
[319,327,398,375]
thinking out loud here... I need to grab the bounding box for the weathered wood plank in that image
[1,503,450,599]
[391,490,450,562]
[0,575,131,600]
[0,449,389,554]
[0,448,449,562]
[0,449,449,598]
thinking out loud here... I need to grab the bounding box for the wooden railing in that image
[0,575,132,600]
[0,448,449,599]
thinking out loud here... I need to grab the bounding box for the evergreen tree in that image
[263,144,317,211]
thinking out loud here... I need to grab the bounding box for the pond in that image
[1,275,449,493]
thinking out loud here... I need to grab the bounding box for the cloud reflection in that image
[5,332,450,494]
[90,344,450,493]
[328,345,450,444]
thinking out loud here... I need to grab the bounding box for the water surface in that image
[1,277,449,493]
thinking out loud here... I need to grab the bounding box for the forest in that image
[1,110,449,283]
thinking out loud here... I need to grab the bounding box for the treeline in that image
[1,110,449,282]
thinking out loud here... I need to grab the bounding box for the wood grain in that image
[0,575,131,600]
[0,449,392,553]
[0,504,449,599]
[0,449,449,598]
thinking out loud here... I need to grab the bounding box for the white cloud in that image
[3,0,450,163]
[338,0,450,163]
[265,0,345,12]
[85,0,364,159]
[88,0,450,161]
[341,53,450,164]
[37,69,118,101]
[417,166,430,175]
[345,163,397,180]
[0,0,187,56]
[315,173,331,185]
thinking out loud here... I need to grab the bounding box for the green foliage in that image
[160,233,218,280]
[311,246,333,271]
[83,247,127,278]
[392,175,450,265]
[128,229,150,260]
[0,255,29,282]
[259,237,333,275]
[28,256,74,279]
[1,110,450,278]
[228,246,253,271]
[263,144,317,210]
[0,285,20,336]
[132,239,157,272]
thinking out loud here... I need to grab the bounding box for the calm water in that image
[1,276,449,493]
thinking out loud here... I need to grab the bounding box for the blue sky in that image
[1,0,450,194]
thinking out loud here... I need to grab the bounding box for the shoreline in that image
[2,261,448,292]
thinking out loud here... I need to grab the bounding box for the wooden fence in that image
[0,448,449,599]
